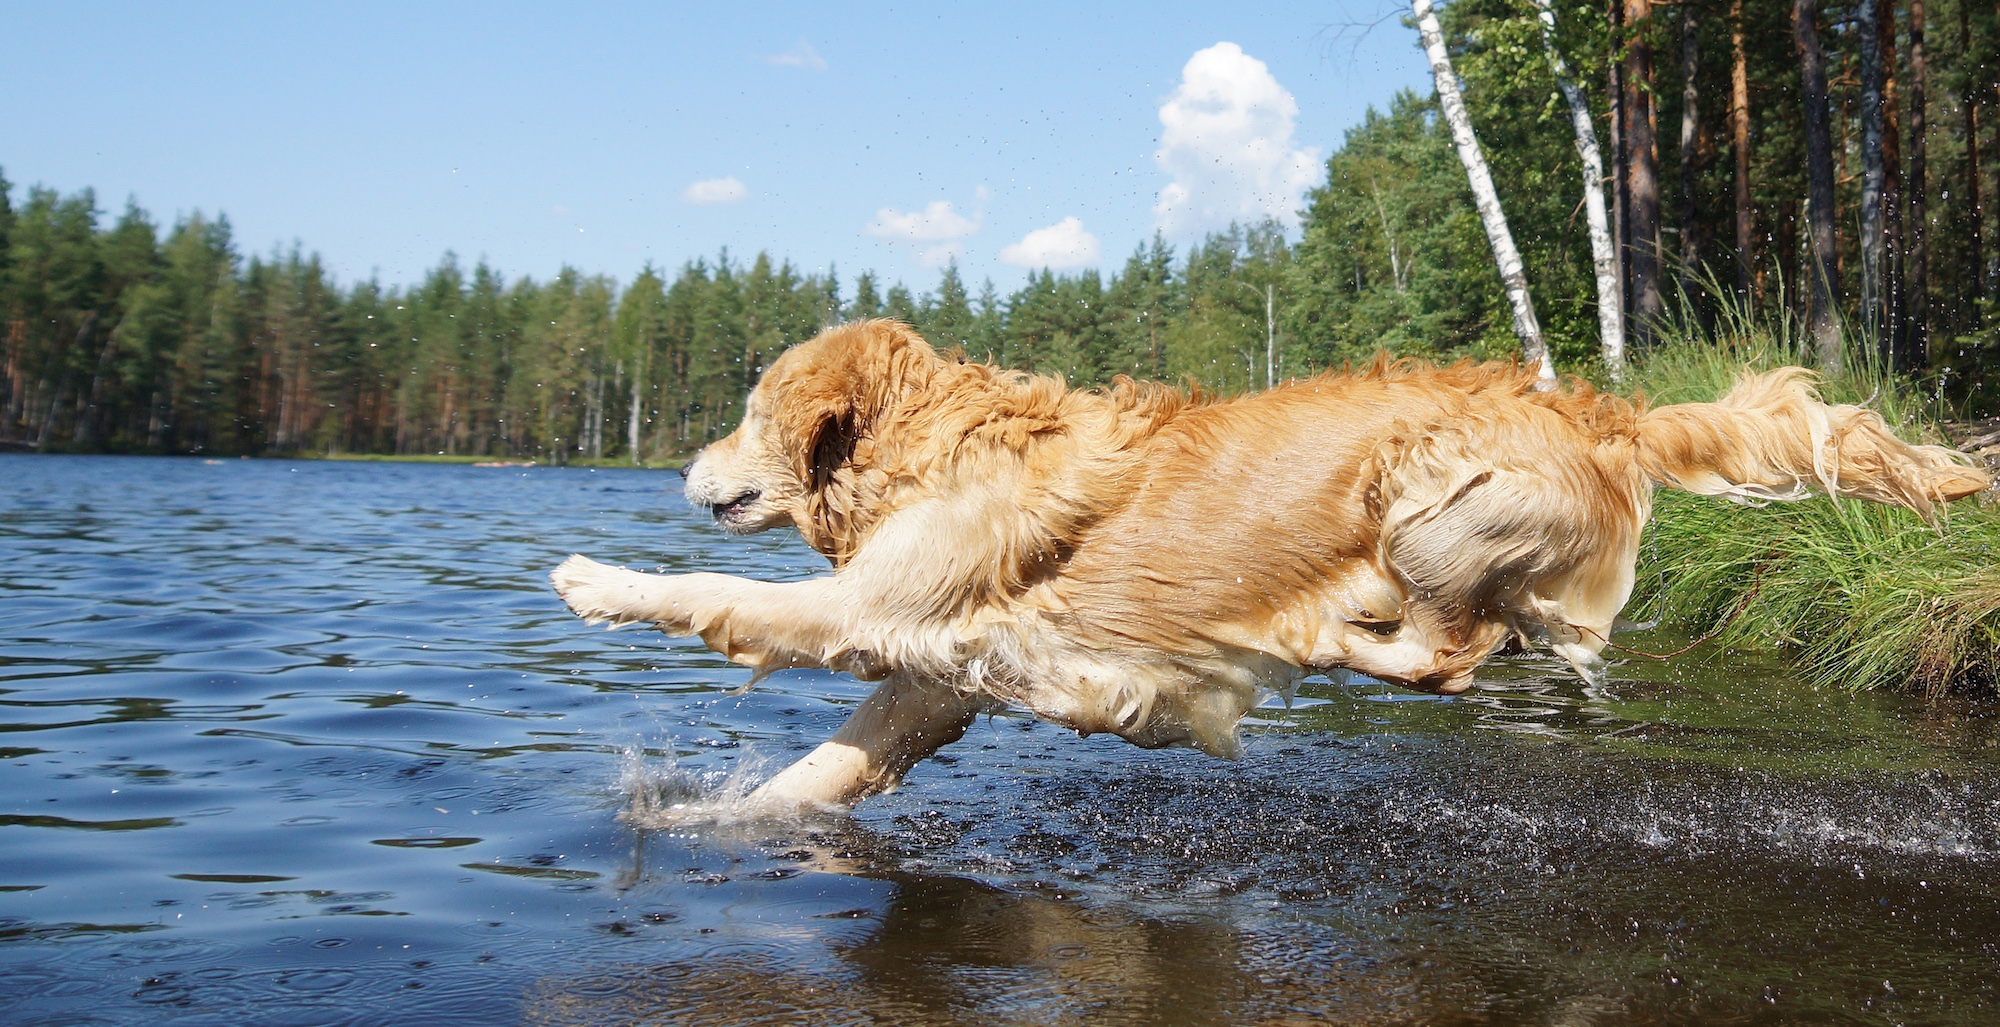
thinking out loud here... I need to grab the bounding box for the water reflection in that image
[524,872,1262,1027]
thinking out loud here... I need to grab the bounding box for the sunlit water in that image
[3,453,1998,1025]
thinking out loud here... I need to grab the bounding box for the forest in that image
[1,0,1995,462]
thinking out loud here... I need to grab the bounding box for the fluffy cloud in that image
[762,40,827,71]
[1154,42,1320,236]
[999,216,1100,270]
[865,199,982,267]
[682,177,749,205]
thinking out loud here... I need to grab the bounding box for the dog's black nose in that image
[677,460,692,480]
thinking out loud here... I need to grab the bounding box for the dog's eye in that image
[1352,619,1402,636]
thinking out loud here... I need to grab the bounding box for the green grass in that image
[1616,315,2000,696]
[1629,491,2000,695]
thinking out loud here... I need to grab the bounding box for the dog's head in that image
[683,320,938,555]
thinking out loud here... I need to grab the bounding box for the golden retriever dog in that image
[552,320,1987,809]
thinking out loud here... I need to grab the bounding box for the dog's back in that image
[1034,365,1650,703]
[983,362,1988,755]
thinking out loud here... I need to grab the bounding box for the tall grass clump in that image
[1617,296,2000,696]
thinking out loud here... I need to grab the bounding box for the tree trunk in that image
[1611,5,1631,318]
[1535,0,1625,379]
[1794,0,1843,372]
[1622,0,1664,347]
[589,372,604,462]
[1367,178,1407,292]
[1860,0,1889,344]
[1411,0,1555,383]
[1264,283,1275,389]
[77,313,114,449]
[1679,2,1703,300]
[1731,0,1754,302]
[1,322,23,443]
[1966,1,1986,306]
[1906,0,1929,368]
[628,369,644,461]
[1881,1,1907,365]
[394,380,409,455]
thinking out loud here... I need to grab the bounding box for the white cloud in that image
[1153,42,1321,237]
[999,216,1100,270]
[762,40,827,71]
[682,177,749,205]
[865,198,982,267]
[866,201,979,243]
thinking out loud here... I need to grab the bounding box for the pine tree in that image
[920,260,975,349]
[847,271,882,320]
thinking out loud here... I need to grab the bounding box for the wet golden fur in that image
[553,320,1987,807]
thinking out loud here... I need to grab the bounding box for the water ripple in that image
[3,454,1999,1024]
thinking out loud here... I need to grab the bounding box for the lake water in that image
[3,453,1998,1025]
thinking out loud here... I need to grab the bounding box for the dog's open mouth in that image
[710,490,762,524]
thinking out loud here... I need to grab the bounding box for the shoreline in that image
[0,448,687,471]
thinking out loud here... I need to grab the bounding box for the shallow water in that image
[2,453,1997,1026]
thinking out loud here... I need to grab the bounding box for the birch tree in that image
[1410,0,1555,384]
[1533,0,1624,380]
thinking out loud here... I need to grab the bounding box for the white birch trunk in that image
[628,373,642,465]
[1368,178,1409,293]
[1533,0,1625,381]
[1263,283,1276,389]
[1413,0,1556,384]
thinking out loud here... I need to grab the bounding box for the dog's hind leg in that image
[748,672,988,808]
[1374,424,1650,691]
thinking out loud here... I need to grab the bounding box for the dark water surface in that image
[3,454,1998,1025]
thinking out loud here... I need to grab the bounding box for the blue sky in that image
[1,1,1431,296]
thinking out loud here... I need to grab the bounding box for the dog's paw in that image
[551,554,665,628]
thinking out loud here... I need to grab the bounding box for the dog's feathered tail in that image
[1634,368,1989,519]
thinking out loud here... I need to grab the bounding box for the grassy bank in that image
[1618,330,2000,696]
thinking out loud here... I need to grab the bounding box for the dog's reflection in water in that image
[524,871,1250,1026]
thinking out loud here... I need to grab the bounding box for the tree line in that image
[0,182,1293,461]
[3,0,1996,460]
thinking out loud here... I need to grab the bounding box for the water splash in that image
[614,744,804,830]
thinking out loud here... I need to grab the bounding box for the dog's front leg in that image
[748,672,986,809]
[551,555,895,676]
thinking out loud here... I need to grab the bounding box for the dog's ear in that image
[770,380,856,491]
[775,320,937,488]
[806,409,857,491]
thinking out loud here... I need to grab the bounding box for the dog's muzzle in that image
[710,490,762,524]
